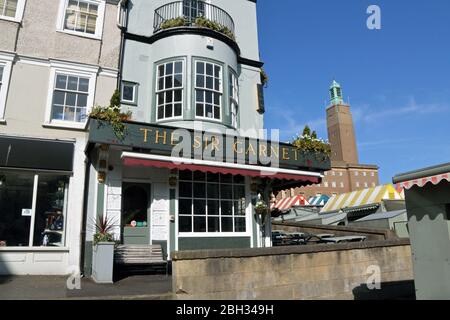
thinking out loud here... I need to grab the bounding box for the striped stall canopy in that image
[271,195,310,211]
[395,172,450,190]
[308,194,330,206]
[320,184,403,213]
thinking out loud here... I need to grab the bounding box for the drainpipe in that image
[79,155,92,277]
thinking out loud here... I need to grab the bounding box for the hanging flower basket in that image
[254,199,269,225]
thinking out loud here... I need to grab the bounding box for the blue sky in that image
[257,0,450,183]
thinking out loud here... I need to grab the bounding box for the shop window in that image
[178,170,246,234]
[0,171,69,248]
[195,61,222,120]
[156,60,184,120]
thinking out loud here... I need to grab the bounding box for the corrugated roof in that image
[321,184,403,213]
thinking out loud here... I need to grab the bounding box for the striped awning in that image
[395,172,450,190]
[321,184,403,213]
[308,194,330,206]
[271,195,310,211]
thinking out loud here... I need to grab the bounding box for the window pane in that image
[221,217,233,232]
[221,174,233,183]
[206,76,213,89]
[214,65,220,77]
[206,63,213,76]
[194,217,206,232]
[179,182,192,198]
[214,79,220,91]
[179,199,192,215]
[214,106,220,119]
[158,78,164,91]
[205,91,213,103]
[233,175,245,184]
[166,63,173,75]
[174,104,182,117]
[234,185,245,199]
[166,90,173,103]
[3,0,18,17]
[207,184,219,199]
[53,91,65,105]
[193,171,206,181]
[33,175,69,247]
[157,106,164,119]
[158,65,164,77]
[63,106,75,121]
[205,104,213,118]
[220,185,233,199]
[193,200,206,216]
[78,78,89,92]
[66,93,76,106]
[214,92,220,105]
[122,84,134,102]
[174,74,182,88]
[179,170,192,181]
[0,171,34,247]
[157,93,164,105]
[165,76,173,89]
[55,75,67,89]
[234,200,246,216]
[174,90,182,102]
[76,107,86,122]
[67,76,78,91]
[196,90,204,102]
[174,61,182,74]
[207,173,219,183]
[51,105,64,120]
[235,218,246,232]
[193,182,206,198]
[179,216,192,232]
[207,200,219,215]
[221,201,233,216]
[208,217,219,232]
[196,75,204,88]
[196,104,204,117]
[76,94,87,107]
[196,61,204,74]
[164,104,173,118]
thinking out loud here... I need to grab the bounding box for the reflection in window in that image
[0,171,33,247]
[0,0,18,18]
[33,175,69,247]
[178,170,246,233]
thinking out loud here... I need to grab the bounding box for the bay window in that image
[0,171,69,247]
[195,61,222,120]
[229,69,239,128]
[58,0,105,39]
[178,170,247,234]
[156,60,184,120]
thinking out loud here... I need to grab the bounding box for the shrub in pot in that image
[92,214,117,284]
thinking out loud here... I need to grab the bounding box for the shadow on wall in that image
[353,280,416,300]
[0,261,13,284]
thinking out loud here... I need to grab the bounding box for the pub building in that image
[81,0,330,275]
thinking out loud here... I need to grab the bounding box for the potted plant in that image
[92,214,117,284]
[254,198,269,226]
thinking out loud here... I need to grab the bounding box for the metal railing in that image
[154,0,235,39]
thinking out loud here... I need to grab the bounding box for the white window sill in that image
[56,29,102,41]
[0,16,21,23]
[0,247,69,252]
[43,121,87,131]
[178,233,251,238]
[156,116,184,123]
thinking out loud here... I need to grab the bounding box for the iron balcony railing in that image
[154,0,235,40]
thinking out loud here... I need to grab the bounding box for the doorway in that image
[121,182,151,245]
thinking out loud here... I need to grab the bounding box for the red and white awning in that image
[270,195,310,211]
[121,152,322,184]
[396,172,450,190]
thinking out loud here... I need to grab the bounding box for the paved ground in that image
[0,274,173,300]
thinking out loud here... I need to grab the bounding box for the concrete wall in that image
[404,181,450,300]
[273,221,397,241]
[172,240,414,300]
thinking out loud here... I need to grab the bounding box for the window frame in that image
[194,59,223,122]
[155,59,185,122]
[229,67,239,128]
[0,52,14,122]
[121,81,138,106]
[44,61,98,129]
[0,170,70,249]
[0,0,26,23]
[56,0,106,40]
[177,171,249,237]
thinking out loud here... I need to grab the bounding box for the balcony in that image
[154,0,235,41]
